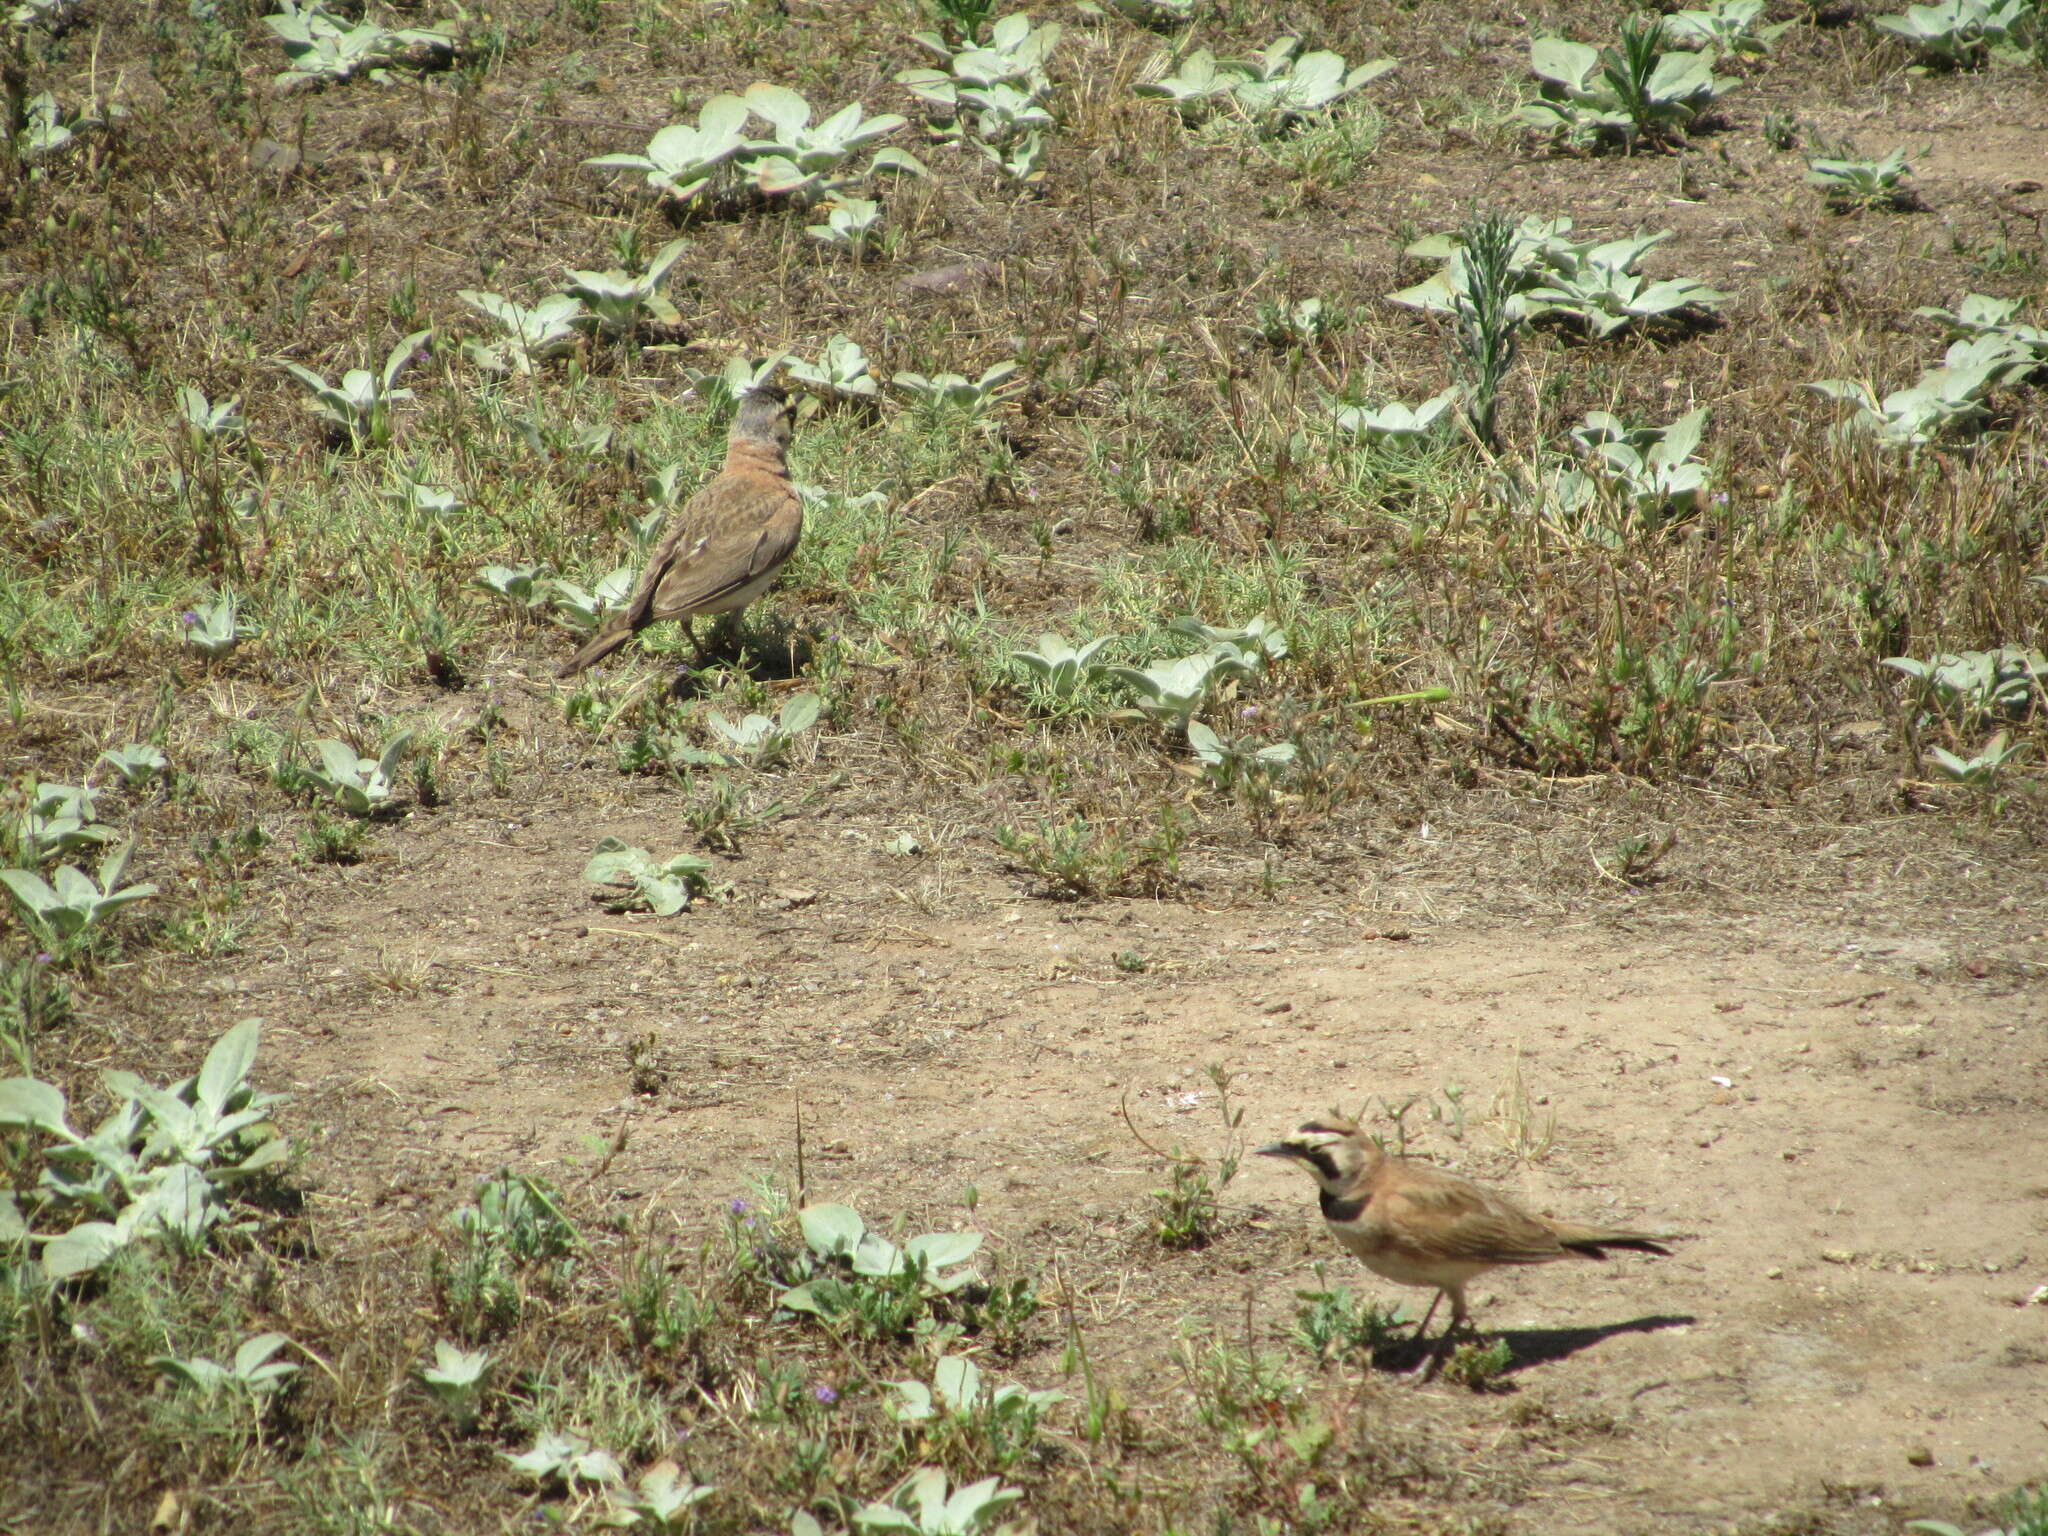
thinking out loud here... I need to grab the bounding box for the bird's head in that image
[732,383,795,452]
[1257,1117,1376,1192]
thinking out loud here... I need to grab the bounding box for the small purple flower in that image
[178,611,200,627]
[728,1197,749,1215]
[813,1385,838,1405]
[35,952,51,964]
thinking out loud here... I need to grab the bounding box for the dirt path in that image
[147,787,2048,1532]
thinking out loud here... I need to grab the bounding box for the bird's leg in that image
[1410,1291,1444,1341]
[1407,1289,1450,1381]
[685,620,709,667]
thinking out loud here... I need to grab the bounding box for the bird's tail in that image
[557,623,633,679]
[1550,1222,1676,1260]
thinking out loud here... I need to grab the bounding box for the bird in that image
[557,385,801,678]
[1258,1116,1676,1371]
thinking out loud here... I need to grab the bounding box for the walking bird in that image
[557,385,800,678]
[1259,1116,1676,1369]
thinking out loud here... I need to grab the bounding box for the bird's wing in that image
[1380,1166,1569,1267]
[642,474,802,622]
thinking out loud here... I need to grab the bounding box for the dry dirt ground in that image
[123,726,2048,1534]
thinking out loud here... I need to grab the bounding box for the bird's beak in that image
[1256,1141,1303,1160]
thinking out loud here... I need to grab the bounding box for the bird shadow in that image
[661,621,816,699]
[1371,1312,1696,1380]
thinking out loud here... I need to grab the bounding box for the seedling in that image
[1136,37,1395,131]
[0,1018,288,1278]
[885,1353,1062,1426]
[680,354,787,412]
[1883,647,2045,722]
[458,290,586,373]
[584,94,752,202]
[153,1332,300,1402]
[1664,0,1794,55]
[1293,1263,1407,1365]
[787,334,881,400]
[414,1341,491,1429]
[1441,1336,1514,1390]
[900,13,1062,117]
[1168,613,1289,668]
[891,363,1021,413]
[95,745,168,790]
[978,128,1047,184]
[1805,148,1916,211]
[0,841,157,948]
[1568,406,1714,520]
[806,195,885,256]
[1914,294,2048,367]
[1009,633,1111,701]
[738,82,924,195]
[264,0,455,85]
[606,1461,715,1531]
[11,782,112,863]
[17,91,98,157]
[1522,17,1735,148]
[1807,335,2024,446]
[176,386,245,447]
[853,1466,1024,1536]
[1925,733,2026,786]
[1121,1064,1244,1249]
[475,563,550,611]
[1106,652,1225,727]
[1187,721,1296,789]
[1522,241,1729,337]
[547,567,636,635]
[1871,0,2034,67]
[300,732,413,816]
[703,692,824,767]
[179,592,259,659]
[562,240,687,338]
[1331,388,1460,442]
[582,837,712,916]
[279,329,431,448]
[504,1430,625,1490]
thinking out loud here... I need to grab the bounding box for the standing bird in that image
[1259,1116,1677,1370]
[557,385,801,678]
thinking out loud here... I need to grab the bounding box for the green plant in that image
[1871,0,2036,66]
[1440,1336,1514,1390]
[1450,209,1520,447]
[0,1018,288,1278]
[1916,293,2048,358]
[606,1461,716,1531]
[1135,37,1396,132]
[995,812,1184,898]
[1520,237,1729,337]
[891,364,1021,414]
[10,781,113,864]
[1330,387,1460,443]
[884,1353,1061,1469]
[853,1466,1025,1536]
[548,567,636,635]
[95,745,168,790]
[153,1331,301,1404]
[1883,647,2046,724]
[1664,0,1794,55]
[1008,633,1111,702]
[806,197,885,257]
[1522,18,1736,149]
[178,592,259,659]
[1924,732,2027,786]
[456,1170,580,1264]
[1555,406,1714,527]
[299,732,414,817]
[1807,334,2034,447]
[263,0,455,85]
[1805,148,1916,210]
[788,335,881,401]
[618,1250,715,1354]
[458,290,586,373]
[504,1429,625,1491]
[1293,1263,1407,1365]
[413,1341,491,1430]
[279,330,432,449]
[1127,1064,1244,1249]
[696,692,824,767]
[1,841,158,953]
[582,838,713,915]
[585,94,752,202]
[776,1203,984,1337]
[738,83,925,194]
[475,563,550,612]
[1908,1481,2048,1536]
[562,239,688,339]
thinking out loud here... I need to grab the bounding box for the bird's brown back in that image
[623,437,800,628]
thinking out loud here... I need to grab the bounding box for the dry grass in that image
[1,0,2045,1529]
